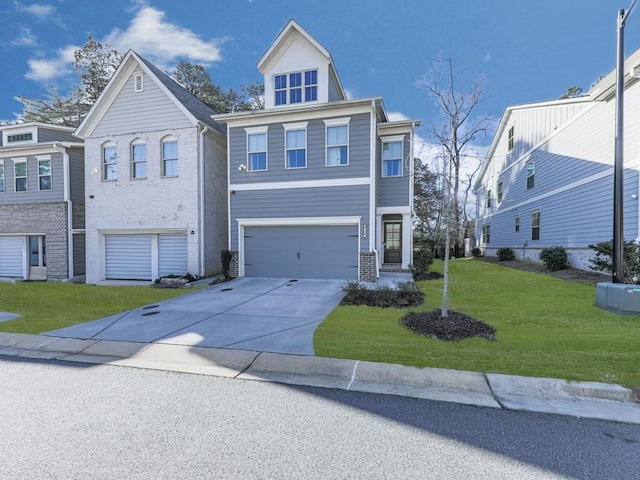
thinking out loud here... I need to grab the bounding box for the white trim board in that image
[230,177,370,191]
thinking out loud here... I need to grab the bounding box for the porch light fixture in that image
[238,163,247,171]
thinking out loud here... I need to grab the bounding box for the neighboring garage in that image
[0,236,25,278]
[105,233,188,280]
[243,225,359,280]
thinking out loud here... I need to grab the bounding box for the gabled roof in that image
[257,19,346,101]
[75,50,224,138]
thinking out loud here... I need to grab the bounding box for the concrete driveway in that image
[45,277,347,356]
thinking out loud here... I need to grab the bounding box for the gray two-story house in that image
[0,122,85,280]
[214,20,419,281]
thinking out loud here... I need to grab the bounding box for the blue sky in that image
[2,0,640,152]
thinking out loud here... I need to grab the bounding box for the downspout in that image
[370,99,379,279]
[199,123,209,278]
[53,142,74,279]
[410,120,416,263]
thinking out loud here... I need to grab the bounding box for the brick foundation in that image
[229,250,239,278]
[359,251,377,282]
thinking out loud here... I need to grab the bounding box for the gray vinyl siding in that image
[92,68,192,137]
[68,147,85,205]
[229,113,372,185]
[73,233,86,276]
[377,134,411,207]
[328,74,342,102]
[230,184,370,250]
[0,153,64,204]
[38,128,79,143]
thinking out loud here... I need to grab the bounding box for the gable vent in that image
[134,74,144,92]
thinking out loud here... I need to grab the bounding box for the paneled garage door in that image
[0,237,25,278]
[158,234,188,277]
[105,235,152,280]
[244,225,358,280]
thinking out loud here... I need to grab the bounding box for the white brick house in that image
[75,51,227,284]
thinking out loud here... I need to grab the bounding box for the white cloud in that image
[11,27,38,47]
[25,45,77,81]
[104,5,226,67]
[16,2,55,19]
[344,88,355,100]
[483,53,491,62]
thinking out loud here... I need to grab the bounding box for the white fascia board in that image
[230,176,370,192]
[376,206,412,215]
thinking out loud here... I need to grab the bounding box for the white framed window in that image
[515,215,520,232]
[245,126,268,171]
[131,140,147,179]
[0,161,4,193]
[102,143,117,181]
[381,136,403,177]
[274,69,318,106]
[284,122,307,169]
[482,224,490,244]
[531,211,540,241]
[161,137,178,177]
[3,127,36,145]
[14,159,27,192]
[508,126,514,151]
[37,156,52,191]
[526,160,535,190]
[497,181,503,203]
[324,118,350,167]
[486,189,492,209]
[134,73,144,92]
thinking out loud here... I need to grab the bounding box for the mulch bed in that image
[400,310,497,342]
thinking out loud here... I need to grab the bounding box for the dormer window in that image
[8,133,33,143]
[3,127,37,145]
[274,69,318,106]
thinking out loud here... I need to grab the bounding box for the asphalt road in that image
[1,356,639,480]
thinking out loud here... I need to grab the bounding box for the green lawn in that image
[315,258,640,388]
[0,282,199,334]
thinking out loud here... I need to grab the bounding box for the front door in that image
[28,236,46,280]
[383,222,402,264]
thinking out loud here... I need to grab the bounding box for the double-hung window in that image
[162,139,178,177]
[526,160,535,189]
[482,224,491,244]
[274,69,318,106]
[289,72,302,103]
[325,118,349,166]
[497,181,503,203]
[508,126,514,151]
[0,161,4,193]
[132,142,147,179]
[284,123,307,169]
[275,75,287,105]
[38,157,52,191]
[305,70,317,101]
[486,190,492,209]
[515,215,520,232]
[15,160,27,192]
[382,137,403,177]
[246,127,268,171]
[531,211,540,241]
[102,144,117,180]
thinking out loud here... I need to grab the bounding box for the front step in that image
[380,264,411,273]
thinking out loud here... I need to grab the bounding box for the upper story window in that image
[274,69,318,106]
[497,181,503,203]
[382,137,403,177]
[8,133,33,143]
[325,118,349,167]
[531,211,540,241]
[508,126,514,151]
[0,161,4,193]
[15,160,27,192]
[162,138,178,177]
[486,189,492,209]
[131,141,147,179]
[526,160,535,190]
[284,122,307,169]
[38,157,52,191]
[245,126,268,171]
[3,127,36,145]
[102,144,117,181]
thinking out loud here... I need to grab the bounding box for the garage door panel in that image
[159,234,188,277]
[0,237,25,278]
[105,235,152,280]
[244,225,358,280]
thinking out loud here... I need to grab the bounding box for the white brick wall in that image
[85,127,223,283]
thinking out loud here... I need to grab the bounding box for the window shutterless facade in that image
[162,140,178,177]
[38,158,52,191]
[15,161,27,192]
[382,140,403,177]
[526,160,535,189]
[274,69,318,106]
[132,143,147,179]
[497,181,503,203]
[102,145,117,180]
[486,190,492,209]
[482,224,490,244]
[0,161,4,193]
[8,133,33,143]
[515,215,520,232]
[324,118,349,166]
[284,123,307,169]
[508,126,514,151]
[247,130,267,171]
[531,211,540,241]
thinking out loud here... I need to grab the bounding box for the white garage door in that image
[244,225,359,280]
[105,235,152,280]
[158,234,188,277]
[0,237,25,278]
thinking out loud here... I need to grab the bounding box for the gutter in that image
[198,123,209,278]
[53,142,74,279]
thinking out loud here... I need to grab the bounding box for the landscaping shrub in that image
[410,248,435,281]
[539,246,569,271]
[589,239,640,283]
[471,247,482,258]
[341,281,424,308]
[221,249,233,278]
[496,247,516,261]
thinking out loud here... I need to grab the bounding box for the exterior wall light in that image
[238,164,247,171]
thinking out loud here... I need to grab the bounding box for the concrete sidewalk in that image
[0,332,638,425]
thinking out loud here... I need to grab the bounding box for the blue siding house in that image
[214,20,419,281]
[474,47,640,270]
